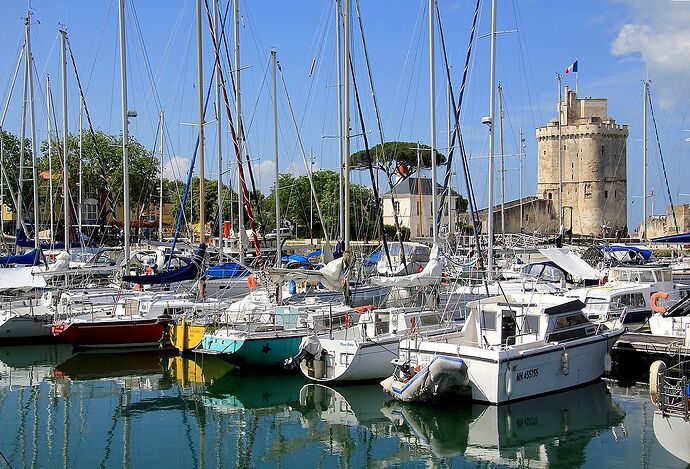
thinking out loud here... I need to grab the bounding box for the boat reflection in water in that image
[383,381,626,467]
[0,344,72,388]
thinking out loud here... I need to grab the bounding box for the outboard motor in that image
[284,335,323,371]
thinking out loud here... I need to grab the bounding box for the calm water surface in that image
[0,344,686,468]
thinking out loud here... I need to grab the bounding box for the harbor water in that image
[0,344,685,468]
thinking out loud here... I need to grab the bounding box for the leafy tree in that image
[350,141,446,176]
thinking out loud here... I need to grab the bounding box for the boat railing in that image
[656,362,690,420]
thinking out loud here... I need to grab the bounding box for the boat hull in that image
[653,410,690,463]
[169,320,207,352]
[52,319,167,349]
[200,331,305,366]
[0,314,55,343]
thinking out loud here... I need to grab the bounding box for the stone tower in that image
[536,87,628,236]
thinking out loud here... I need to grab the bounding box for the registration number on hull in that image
[515,368,539,382]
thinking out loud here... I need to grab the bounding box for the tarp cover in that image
[0,249,41,266]
[266,256,346,292]
[0,266,47,291]
[122,243,206,285]
[539,247,600,280]
[370,245,444,287]
[651,232,690,244]
[205,262,249,279]
[595,244,653,260]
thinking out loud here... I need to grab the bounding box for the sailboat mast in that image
[234,0,244,263]
[272,50,281,268]
[498,82,505,237]
[60,30,70,251]
[158,110,164,242]
[429,0,438,244]
[18,19,29,236]
[335,0,344,242]
[78,98,83,242]
[26,12,40,251]
[343,0,351,252]
[642,79,649,241]
[197,0,206,245]
[519,128,524,233]
[119,0,131,266]
[46,76,55,246]
[214,0,223,260]
[486,0,497,278]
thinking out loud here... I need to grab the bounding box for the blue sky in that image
[0,0,688,233]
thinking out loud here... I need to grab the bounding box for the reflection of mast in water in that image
[31,387,39,469]
[123,388,131,469]
[62,381,70,469]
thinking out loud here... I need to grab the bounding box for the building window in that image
[601,145,605,156]
[547,193,553,200]
[393,201,400,214]
[543,150,546,155]
[525,214,529,221]
[604,190,608,199]
[563,145,566,151]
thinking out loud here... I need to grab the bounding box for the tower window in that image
[604,190,609,199]
[601,145,605,156]
[564,145,566,151]
[547,193,553,200]
[543,150,546,155]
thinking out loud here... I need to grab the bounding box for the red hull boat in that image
[52,317,170,349]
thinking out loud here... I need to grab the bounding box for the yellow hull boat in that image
[169,318,207,352]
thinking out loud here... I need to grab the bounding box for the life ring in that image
[145,266,154,275]
[133,283,142,291]
[247,275,258,289]
[651,291,670,314]
[599,274,608,285]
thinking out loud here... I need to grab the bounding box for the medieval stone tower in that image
[536,87,628,236]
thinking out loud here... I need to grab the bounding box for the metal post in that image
[335,0,344,242]
[197,0,206,245]
[158,110,164,242]
[234,0,244,262]
[272,50,281,268]
[498,82,505,238]
[214,0,223,260]
[486,0,497,279]
[78,98,83,244]
[642,79,649,241]
[60,30,70,251]
[429,0,438,244]
[343,0,351,252]
[26,12,40,251]
[46,76,55,246]
[519,128,525,233]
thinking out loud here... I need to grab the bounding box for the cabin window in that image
[661,270,673,282]
[481,311,496,331]
[419,314,441,326]
[524,315,540,335]
[554,313,588,330]
[638,271,655,283]
[615,293,645,308]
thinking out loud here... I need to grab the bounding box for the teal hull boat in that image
[199,329,306,367]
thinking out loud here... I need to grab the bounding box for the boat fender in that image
[649,360,666,404]
[344,313,352,328]
[561,351,569,376]
[247,275,258,289]
[505,368,513,397]
[650,291,669,314]
[604,353,612,374]
[599,274,608,285]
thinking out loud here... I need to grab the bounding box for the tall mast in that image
[214,0,223,260]
[557,73,563,231]
[234,0,244,262]
[197,0,206,245]
[78,98,83,243]
[498,82,505,237]
[26,11,40,251]
[119,0,131,266]
[46,76,55,245]
[343,0,350,252]
[642,79,649,241]
[429,0,438,244]
[519,128,525,233]
[18,19,29,236]
[60,30,70,251]
[486,0,497,278]
[158,110,164,242]
[272,50,281,268]
[335,0,344,241]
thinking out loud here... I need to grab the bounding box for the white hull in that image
[405,332,620,404]
[0,314,53,340]
[653,410,690,463]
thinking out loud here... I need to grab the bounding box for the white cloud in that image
[611,0,690,107]
[163,156,191,180]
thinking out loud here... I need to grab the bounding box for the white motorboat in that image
[565,265,690,325]
[381,293,624,404]
[290,307,459,382]
[649,360,690,464]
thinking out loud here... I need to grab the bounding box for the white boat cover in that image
[267,257,346,292]
[381,355,469,402]
[0,266,47,292]
[370,245,444,287]
[539,247,600,281]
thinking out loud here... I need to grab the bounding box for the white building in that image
[381,176,461,238]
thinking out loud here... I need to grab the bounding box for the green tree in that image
[350,141,446,176]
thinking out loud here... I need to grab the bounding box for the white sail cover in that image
[539,247,600,281]
[266,257,346,292]
[0,266,47,292]
[370,245,444,288]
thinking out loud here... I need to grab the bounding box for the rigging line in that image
[277,60,330,243]
[648,86,678,233]
[434,0,477,229]
[436,0,488,293]
[65,34,119,225]
[353,0,408,272]
[84,0,115,91]
[205,0,264,269]
[349,53,393,271]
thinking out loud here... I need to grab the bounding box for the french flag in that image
[565,60,578,74]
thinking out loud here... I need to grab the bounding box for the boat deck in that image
[613,332,690,357]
